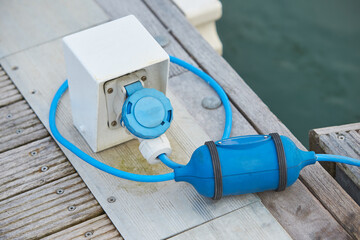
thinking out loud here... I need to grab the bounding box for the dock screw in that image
[68,205,76,211]
[16,129,23,134]
[56,188,64,195]
[6,114,12,119]
[107,196,116,203]
[30,151,37,156]
[141,76,147,81]
[12,66,18,71]
[201,96,222,110]
[107,88,113,94]
[338,135,345,140]
[85,231,93,237]
[30,89,37,94]
[111,121,117,127]
[41,166,48,172]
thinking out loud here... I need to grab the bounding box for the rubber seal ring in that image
[205,141,223,200]
[269,133,287,191]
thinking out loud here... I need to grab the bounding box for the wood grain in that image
[310,124,360,237]
[0,173,104,239]
[0,136,75,201]
[0,66,22,107]
[0,67,121,239]
[170,201,291,240]
[41,214,122,240]
[142,0,358,238]
[0,100,49,153]
[0,0,109,58]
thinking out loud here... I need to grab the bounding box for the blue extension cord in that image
[49,56,232,182]
[49,56,360,183]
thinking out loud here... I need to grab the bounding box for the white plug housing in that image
[138,135,172,164]
[62,15,169,152]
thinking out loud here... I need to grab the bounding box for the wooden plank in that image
[0,100,49,153]
[143,0,359,238]
[0,65,22,107]
[169,71,256,139]
[0,136,75,201]
[0,40,273,240]
[93,0,196,78]
[310,123,360,204]
[0,173,104,239]
[41,214,122,240]
[0,0,109,58]
[170,201,291,240]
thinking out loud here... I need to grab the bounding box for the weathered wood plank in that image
[41,214,122,240]
[171,201,291,240]
[0,173,104,239]
[0,0,109,58]
[310,123,360,205]
[0,39,277,240]
[0,100,49,153]
[143,0,359,238]
[0,66,22,107]
[169,71,256,139]
[0,136,75,201]
[94,0,196,78]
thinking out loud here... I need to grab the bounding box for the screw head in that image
[107,196,116,203]
[141,76,147,81]
[201,96,222,110]
[16,129,23,134]
[85,231,93,237]
[6,114,12,119]
[56,188,64,195]
[41,166,48,172]
[12,66,18,71]
[107,88,113,94]
[30,89,37,94]
[30,151,37,156]
[338,135,345,140]
[68,205,76,211]
[111,121,117,127]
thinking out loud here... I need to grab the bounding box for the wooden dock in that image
[0,0,359,239]
[310,123,360,205]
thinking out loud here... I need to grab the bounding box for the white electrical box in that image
[63,15,169,152]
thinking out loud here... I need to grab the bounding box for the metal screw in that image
[16,129,23,134]
[111,121,117,127]
[6,114,12,119]
[56,188,64,195]
[85,231,93,238]
[12,66,18,71]
[338,135,345,140]
[41,166,48,172]
[68,205,76,211]
[107,196,116,203]
[30,89,37,94]
[107,88,113,94]
[30,151,37,156]
[141,76,147,81]
[201,96,222,110]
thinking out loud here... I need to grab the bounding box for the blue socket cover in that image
[121,81,173,139]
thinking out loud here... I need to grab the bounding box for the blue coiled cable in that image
[49,56,233,181]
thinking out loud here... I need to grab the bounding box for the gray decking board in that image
[310,123,360,237]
